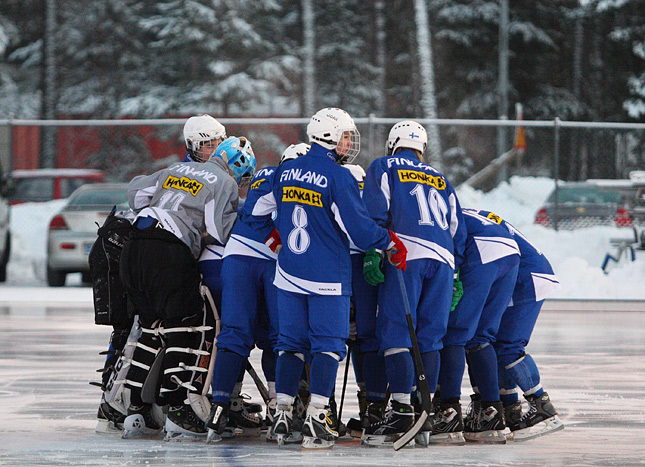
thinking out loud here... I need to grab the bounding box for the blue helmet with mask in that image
[213,136,257,187]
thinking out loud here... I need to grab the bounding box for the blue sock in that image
[438,345,465,400]
[276,352,305,398]
[363,351,387,401]
[505,353,543,397]
[385,351,414,395]
[466,344,499,402]
[310,352,339,399]
[498,362,519,406]
[211,349,245,404]
[261,349,277,382]
[351,345,365,389]
[420,350,440,393]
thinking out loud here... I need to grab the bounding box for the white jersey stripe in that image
[398,232,455,268]
[273,263,342,295]
[473,236,520,264]
[223,234,277,260]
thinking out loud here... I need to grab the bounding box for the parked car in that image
[8,168,105,205]
[0,166,14,282]
[534,180,634,229]
[46,183,128,287]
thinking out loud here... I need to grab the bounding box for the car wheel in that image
[47,267,66,287]
[0,233,10,283]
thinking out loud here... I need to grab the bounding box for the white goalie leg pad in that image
[103,318,142,414]
[187,392,212,423]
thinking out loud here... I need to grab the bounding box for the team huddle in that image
[89,108,564,450]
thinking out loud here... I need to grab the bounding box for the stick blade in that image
[393,410,428,451]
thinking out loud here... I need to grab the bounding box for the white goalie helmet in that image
[343,163,366,182]
[386,120,427,156]
[280,142,311,164]
[183,114,227,162]
[306,107,360,163]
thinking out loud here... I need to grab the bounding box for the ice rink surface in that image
[1,295,644,466]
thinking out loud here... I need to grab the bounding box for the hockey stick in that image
[392,268,433,451]
[202,285,221,396]
[246,360,271,404]
[337,340,353,423]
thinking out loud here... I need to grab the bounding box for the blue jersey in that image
[252,143,391,295]
[363,150,466,269]
[470,209,560,305]
[461,209,520,267]
[224,166,278,261]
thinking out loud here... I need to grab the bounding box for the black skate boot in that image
[511,392,564,441]
[302,406,338,449]
[165,403,207,441]
[122,404,163,439]
[504,401,523,430]
[271,403,293,446]
[361,400,415,446]
[346,389,367,438]
[361,399,387,429]
[222,396,263,438]
[428,400,466,445]
[328,394,347,437]
[205,402,229,443]
[464,399,506,444]
[96,399,127,433]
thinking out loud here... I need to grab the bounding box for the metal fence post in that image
[368,113,375,160]
[553,117,561,231]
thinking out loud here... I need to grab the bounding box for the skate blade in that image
[302,436,334,449]
[122,428,162,439]
[414,431,429,447]
[361,434,415,447]
[95,419,122,434]
[464,429,506,444]
[164,431,207,442]
[276,433,285,447]
[206,428,223,444]
[221,426,262,438]
[428,431,466,445]
[511,415,565,442]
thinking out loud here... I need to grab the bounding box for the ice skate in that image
[301,406,338,449]
[361,400,387,429]
[428,402,466,445]
[220,396,263,438]
[95,400,126,433]
[121,404,163,439]
[264,398,277,441]
[510,392,564,441]
[361,400,415,447]
[464,397,506,444]
[271,404,293,446]
[164,403,207,441]
[205,402,229,444]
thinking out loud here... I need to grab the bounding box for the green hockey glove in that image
[363,249,385,286]
[451,269,464,312]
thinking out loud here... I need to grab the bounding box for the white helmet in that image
[306,107,360,163]
[386,120,427,156]
[280,143,311,164]
[183,114,227,162]
[343,163,366,182]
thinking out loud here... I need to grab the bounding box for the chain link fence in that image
[2,117,645,231]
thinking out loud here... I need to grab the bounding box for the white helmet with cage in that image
[183,114,227,162]
[306,107,360,163]
[386,120,427,156]
[280,142,311,164]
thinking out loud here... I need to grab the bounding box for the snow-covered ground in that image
[6,176,645,298]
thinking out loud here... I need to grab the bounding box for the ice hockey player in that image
[251,107,408,449]
[205,142,310,443]
[118,131,256,440]
[361,120,467,446]
[480,210,564,441]
[434,208,520,445]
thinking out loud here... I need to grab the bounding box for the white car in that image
[46,183,128,287]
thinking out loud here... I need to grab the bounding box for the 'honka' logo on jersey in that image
[398,170,446,189]
[163,175,203,196]
[282,186,323,207]
[486,212,503,224]
[250,178,265,190]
